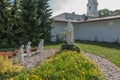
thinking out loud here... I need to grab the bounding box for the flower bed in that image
[14,51,103,80]
[0,48,38,58]
[0,51,13,58]
[0,56,23,80]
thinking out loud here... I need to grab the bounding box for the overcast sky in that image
[49,0,120,16]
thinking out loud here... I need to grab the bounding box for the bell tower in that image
[87,0,98,17]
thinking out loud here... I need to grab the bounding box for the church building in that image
[51,0,120,43]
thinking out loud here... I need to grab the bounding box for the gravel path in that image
[21,49,57,69]
[82,52,120,80]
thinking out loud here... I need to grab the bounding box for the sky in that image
[49,0,120,16]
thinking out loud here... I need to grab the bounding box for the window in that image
[89,6,91,10]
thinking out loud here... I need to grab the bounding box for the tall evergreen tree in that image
[11,0,21,46]
[0,0,52,48]
[0,0,14,48]
[19,0,39,45]
[37,0,52,43]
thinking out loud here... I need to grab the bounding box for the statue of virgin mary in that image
[65,20,74,45]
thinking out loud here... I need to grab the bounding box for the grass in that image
[45,43,61,49]
[1,41,120,67]
[45,41,120,67]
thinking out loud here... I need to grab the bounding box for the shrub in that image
[61,43,80,53]
[0,56,23,79]
[15,51,103,80]
[56,32,66,43]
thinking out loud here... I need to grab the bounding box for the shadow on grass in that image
[76,40,120,50]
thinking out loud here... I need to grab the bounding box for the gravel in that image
[21,49,57,69]
[82,52,120,80]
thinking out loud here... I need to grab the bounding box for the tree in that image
[98,9,120,17]
[10,0,21,46]
[0,0,14,48]
[98,9,112,17]
[113,10,120,16]
[37,0,52,44]
[0,0,52,48]
[19,0,39,45]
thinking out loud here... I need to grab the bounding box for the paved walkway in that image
[82,52,120,80]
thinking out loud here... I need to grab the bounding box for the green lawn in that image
[45,41,120,67]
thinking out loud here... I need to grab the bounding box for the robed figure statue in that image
[65,20,74,45]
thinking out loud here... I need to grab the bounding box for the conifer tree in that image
[11,0,21,46]
[37,0,52,43]
[19,0,39,44]
[0,0,14,48]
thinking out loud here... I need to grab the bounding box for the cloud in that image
[49,0,69,13]
[49,0,120,16]
[49,0,87,16]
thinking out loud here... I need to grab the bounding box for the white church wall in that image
[72,23,80,39]
[51,19,120,43]
[51,22,67,41]
[51,22,79,41]
[77,19,120,42]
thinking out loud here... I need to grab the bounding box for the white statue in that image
[39,39,44,52]
[17,45,25,63]
[65,20,74,45]
[37,39,44,53]
[26,41,31,57]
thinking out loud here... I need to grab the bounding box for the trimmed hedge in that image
[61,43,80,53]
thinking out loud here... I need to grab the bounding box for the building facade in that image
[51,0,120,43]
